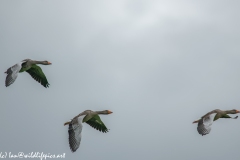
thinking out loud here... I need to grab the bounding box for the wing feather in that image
[26,64,50,88]
[5,61,26,87]
[197,113,217,136]
[86,115,109,133]
[68,116,84,152]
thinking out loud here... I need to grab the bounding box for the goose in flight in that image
[5,59,51,88]
[64,110,113,152]
[193,109,239,136]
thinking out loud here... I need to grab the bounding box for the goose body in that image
[193,109,239,136]
[5,59,51,88]
[64,110,112,152]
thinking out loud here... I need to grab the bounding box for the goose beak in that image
[108,110,113,114]
[48,61,52,65]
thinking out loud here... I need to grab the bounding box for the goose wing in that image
[197,110,218,136]
[25,64,50,88]
[68,116,84,152]
[85,115,109,133]
[5,60,26,87]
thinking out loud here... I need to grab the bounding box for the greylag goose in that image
[193,109,239,136]
[64,110,113,152]
[5,59,51,88]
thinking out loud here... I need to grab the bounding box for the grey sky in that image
[1,0,240,160]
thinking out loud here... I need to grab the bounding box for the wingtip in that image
[43,84,50,88]
[45,83,50,88]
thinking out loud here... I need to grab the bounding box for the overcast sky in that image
[1,0,240,160]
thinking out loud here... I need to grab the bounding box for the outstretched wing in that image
[86,115,109,133]
[197,112,217,136]
[5,61,26,87]
[26,64,50,88]
[68,116,83,152]
[221,115,238,119]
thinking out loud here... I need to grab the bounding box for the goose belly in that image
[19,66,31,73]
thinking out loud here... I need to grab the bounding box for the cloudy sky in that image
[1,0,240,160]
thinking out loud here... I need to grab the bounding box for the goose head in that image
[43,61,52,65]
[229,109,240,114]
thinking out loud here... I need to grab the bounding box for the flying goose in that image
[5,59,51,88]
[193,109,239,136]
[64,110,113,152]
